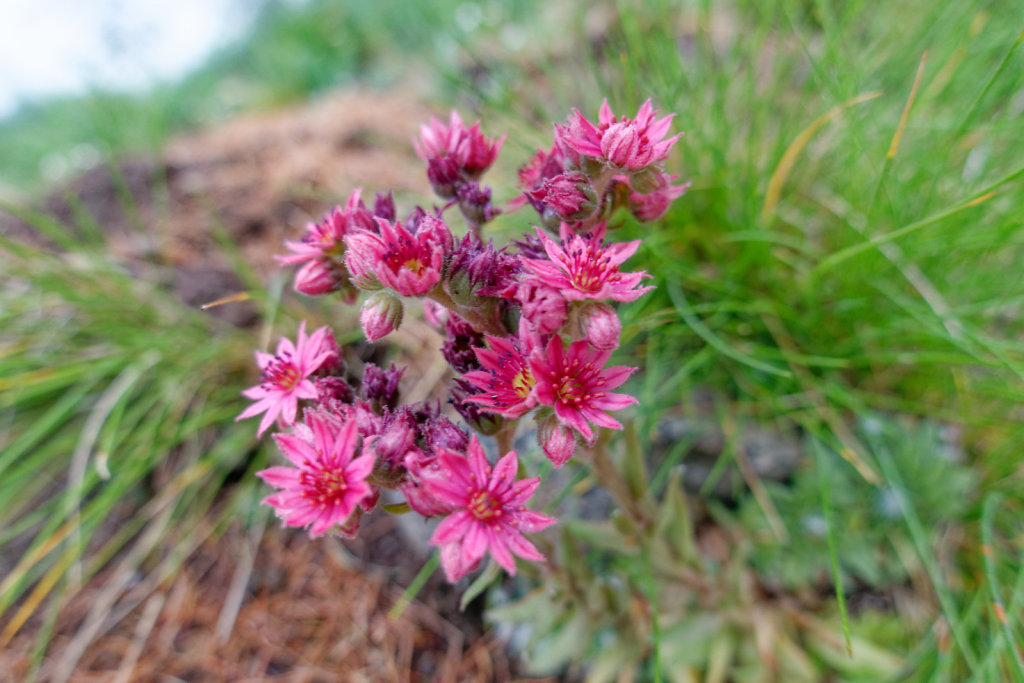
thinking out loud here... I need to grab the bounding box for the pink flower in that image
[365,408,417,472]
[414,110,505,180]
[425,436,555,582]
[237,322,339,436]
[415,110,466,162]
[629,173,690,222]
[257,411,376,537]
[462,334,540,418]
[557,99,681,171]
[344,215,453,296]
[291,259,350,297]
[530,337,637,441]
[521,226,654,303]
[276,190,374,296]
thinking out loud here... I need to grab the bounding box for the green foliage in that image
[0,207,273,657]
[489,462,906,681]
[461,0,1024,678]
[735,417,973,589]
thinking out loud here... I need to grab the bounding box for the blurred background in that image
[2,0,1024,680]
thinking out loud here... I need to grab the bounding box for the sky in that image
[0,0,255,119]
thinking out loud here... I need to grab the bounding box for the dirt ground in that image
[0,88,547,682]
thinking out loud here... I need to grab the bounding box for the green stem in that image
[590,439,650,528]
[495,422,516,457]
[427,287,507,337]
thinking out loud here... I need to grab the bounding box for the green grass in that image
[0,217,261,654]
[457,0,1024,679]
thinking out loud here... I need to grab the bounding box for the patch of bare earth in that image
[0,88,545,681]
[0,523,516,682]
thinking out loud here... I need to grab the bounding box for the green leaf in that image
[460,560,501,611]
[622,419,649,502]
[655,470,698,564]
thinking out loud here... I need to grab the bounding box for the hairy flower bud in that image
[629,173,690,222]
[538,414,578,467]
[517,278,568,335]
[292,258,346,296]
[577,301,621,350]
[442,315,484,373]
[427,155,462,199]
[316,376,355,405]
[450,378,505,435]
[457,181,498,226]
[526,172,599,222]
[373,191,397,221]
[360,291,404,342]
[362,362,405,409]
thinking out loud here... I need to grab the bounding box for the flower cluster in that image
[239,99,685,583]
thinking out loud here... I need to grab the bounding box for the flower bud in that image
[457,181,498,226]
[362,362,405,409]
[446,267,477,306]
[316,376,355,405]
[360,291,404,342]
[401,449,456,517]
[577,302,621,350]
[539,204,563,232]
[628,165,663,194]
[526,172,599,222]
[427,155,462,199]
[538,414,578,467]
[373,191,397,221]
[450,378,505,435]
[517,278,568,335]
[629,173,690,222]
[293,259,345,296]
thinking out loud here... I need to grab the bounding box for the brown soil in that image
[0,88,434,325]
[0,88,545,682]
[0,520,518,682]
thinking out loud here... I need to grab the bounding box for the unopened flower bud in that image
[292,259,343,296]
[527,172,599,222]
[450,378,505,435]
[539,204,562,232]
[446,268,476,306]
[628,165,663,194]
[577,302,621,350]
[517,278,568,335]
[538,414,578,467]
[427,155,462,199]
[373,191,397,221]
[629,173,690,222]
[361,291,404,342]
[457,182,498,226]
[362,362,405,409]
[316,376,355,405]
